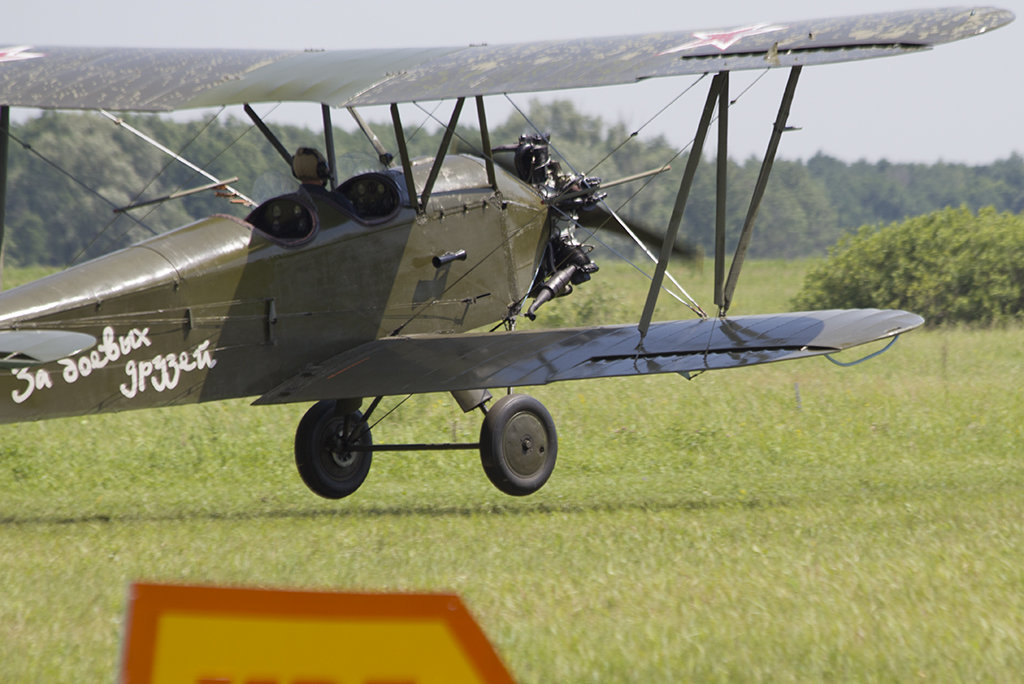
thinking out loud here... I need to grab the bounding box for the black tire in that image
[479,394,557,496]
[294,400,372,499]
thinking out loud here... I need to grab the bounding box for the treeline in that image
[3,101,1022,267]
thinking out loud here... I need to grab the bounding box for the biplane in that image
[0,7,1012,498]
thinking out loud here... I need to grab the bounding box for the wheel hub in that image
[503,411,548,477]
[321,417,369,476]
[330,447,357,469]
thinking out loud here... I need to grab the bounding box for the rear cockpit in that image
[245,194,319,245]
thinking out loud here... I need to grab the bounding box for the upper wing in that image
[254,309,923,405]
[0,7,1011,112]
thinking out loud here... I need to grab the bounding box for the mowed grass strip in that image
[1,260,1022,681]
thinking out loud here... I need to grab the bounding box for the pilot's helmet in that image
[292,147,330,185]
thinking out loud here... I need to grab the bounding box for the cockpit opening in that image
[246,195,318,245]
[337,172,401,220]
[246,171,404,245]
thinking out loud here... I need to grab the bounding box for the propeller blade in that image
[571,205,700,261]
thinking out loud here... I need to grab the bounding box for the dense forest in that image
[3,101,1022,267]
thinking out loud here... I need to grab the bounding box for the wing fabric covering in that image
[255,309,923,405]
[0,7,1012,111]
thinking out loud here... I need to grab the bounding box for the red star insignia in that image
[0,46,44,63]
[661,24,786,55]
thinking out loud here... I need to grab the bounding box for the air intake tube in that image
[525,264,578,320]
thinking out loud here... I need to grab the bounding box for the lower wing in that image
[255,309,922,405]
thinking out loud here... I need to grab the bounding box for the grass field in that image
[1,259,1022,681]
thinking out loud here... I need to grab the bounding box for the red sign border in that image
[120,583,515,684]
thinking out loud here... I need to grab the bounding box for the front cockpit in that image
[336,172,401,219]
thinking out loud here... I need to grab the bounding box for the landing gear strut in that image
[291,393,557,499]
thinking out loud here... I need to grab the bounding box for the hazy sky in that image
[4,0,1020,163]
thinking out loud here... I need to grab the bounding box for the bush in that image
[792,207,1024,325]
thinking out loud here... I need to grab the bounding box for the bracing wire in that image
[730,68,770,105]
[5,127,160,240]
[504,90,705,314]
[66,106,234,267]
[118,106,228,220]
[11,103,276,269]
[548,200,704,316]
[406,101,445,145]
[411,101,488,158]
[362,394,414,437]
[585,73,707,177]
[512,68,779,319]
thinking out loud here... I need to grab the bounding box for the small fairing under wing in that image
[0,330,97,369]
[255,309,922,405]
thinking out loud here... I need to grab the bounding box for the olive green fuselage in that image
[0,155,548,422]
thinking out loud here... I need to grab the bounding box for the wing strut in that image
[721,66,802,314]
[0,105,8,290]
[714,72,729,309]
[390,103,420,213]
[638,66,801,330]
[419,97,465,211]
[392,98,467,213]
[476,96,498,191]
[348,107,394,168]
[244,104,293,167]
[321,104,339,190]
[637,73,724,337]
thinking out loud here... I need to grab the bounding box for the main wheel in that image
[479,393,557,496]
[294,400,372,499]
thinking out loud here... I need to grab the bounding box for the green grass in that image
[1,260,1023,681]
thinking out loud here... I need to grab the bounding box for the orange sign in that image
[121,583,515,684]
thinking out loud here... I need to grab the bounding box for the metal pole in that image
[0,105,8,290]
[714,72,729,310]
[244,103,293,166]
[347,107,393,168]
[722,66,802,314]
[390,104,419,212]
[419,98,465,211]
[637,74,723,337]
[321,104,338,190]
[476,96,497,190]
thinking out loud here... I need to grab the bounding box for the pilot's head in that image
[292,147,330,186]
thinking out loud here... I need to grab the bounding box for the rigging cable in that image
[407,101,445,145]
[72,104,277,268]
[98,109,254,206]
[111,106,228,220]
[585,73,707,177]
[540,68,778,322]
[4,127,161,239]
[505,92,704,315]
[67,107,233,267]
[124,104,268,221]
